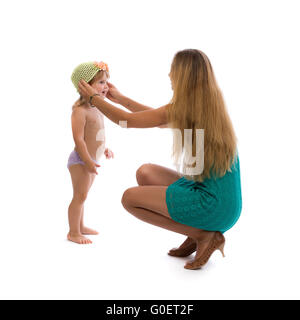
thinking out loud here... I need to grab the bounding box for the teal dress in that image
[165,154,242,233]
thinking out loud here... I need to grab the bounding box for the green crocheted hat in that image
[71,61,109,91]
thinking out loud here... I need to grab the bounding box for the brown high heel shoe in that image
[184,232,225,270]
[168,237,197,257]
[168,242,197,257]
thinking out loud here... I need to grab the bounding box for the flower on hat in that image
[94,61,109,72]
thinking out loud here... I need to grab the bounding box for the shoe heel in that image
[218,243,225,257]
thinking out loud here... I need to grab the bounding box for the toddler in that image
[67,61,114,244]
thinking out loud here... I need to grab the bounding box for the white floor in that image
[1,155,299,300]
[1,0,300,300]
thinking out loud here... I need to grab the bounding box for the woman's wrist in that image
[89,94,101,106]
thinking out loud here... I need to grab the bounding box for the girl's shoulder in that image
[72,98,88,111]
[71,106,87,119]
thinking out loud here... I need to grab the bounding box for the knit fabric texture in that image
[71,62,107,91]
[166,153,242,233]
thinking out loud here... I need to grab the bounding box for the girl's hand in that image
[78,80,98,102]
[106,82,123,104]
[104,148,114,159]
[84,160,101,175]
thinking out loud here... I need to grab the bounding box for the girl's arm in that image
[78,80,169,129]
[71,108,94,163]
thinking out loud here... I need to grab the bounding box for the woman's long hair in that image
[166,49,238,182]
[72,70,110,109]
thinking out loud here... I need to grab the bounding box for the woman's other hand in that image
[78,80,98,102]
[106,82,123,104]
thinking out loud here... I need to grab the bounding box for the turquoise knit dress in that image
[165,153,242,233]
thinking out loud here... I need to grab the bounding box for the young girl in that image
[67,61,114,245]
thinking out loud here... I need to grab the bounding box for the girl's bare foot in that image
[80,226,99,235]
[168,237,197,257]
[184,232,225,270]
[67,232,92,244]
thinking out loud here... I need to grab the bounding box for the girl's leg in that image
[80,174,99,235]
[67,164,94,244]
[121,186,217,268]
[135,163,195,256]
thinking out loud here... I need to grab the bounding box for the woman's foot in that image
[168,237,197,257]
[67,232,92,244]
[80,226,99,235]
[184,232,225,270]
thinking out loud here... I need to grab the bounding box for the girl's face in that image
[90,72,109,98]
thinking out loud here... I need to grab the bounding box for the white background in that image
[0,0,299,300]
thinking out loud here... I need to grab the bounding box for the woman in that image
[78,49,242,270]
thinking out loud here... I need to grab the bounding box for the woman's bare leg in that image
[80,174,99,235]
[135,163,196,256]
[136,163,182,186]
[121,186,216,268]
[67,164,93,244]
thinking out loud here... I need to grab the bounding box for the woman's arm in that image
[93,95,168,128]
[119,96,169,128]
[119,95,153,112]
[78,80,169,129]
[107,82,152,112]
[107,82,169,128]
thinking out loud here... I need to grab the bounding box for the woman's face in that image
[90,72,109,98]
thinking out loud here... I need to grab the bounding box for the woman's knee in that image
[136,163,153,185]
[121,187,136,209]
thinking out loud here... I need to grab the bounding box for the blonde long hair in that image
[166,49,238,182]
[72,70,110,109]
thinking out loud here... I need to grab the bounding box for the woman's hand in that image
[84,160,101,175]
[106,82,123,104]
[78,80,98,102]
[104,148,114,159]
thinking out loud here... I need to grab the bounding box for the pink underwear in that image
[67,150,99,169]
